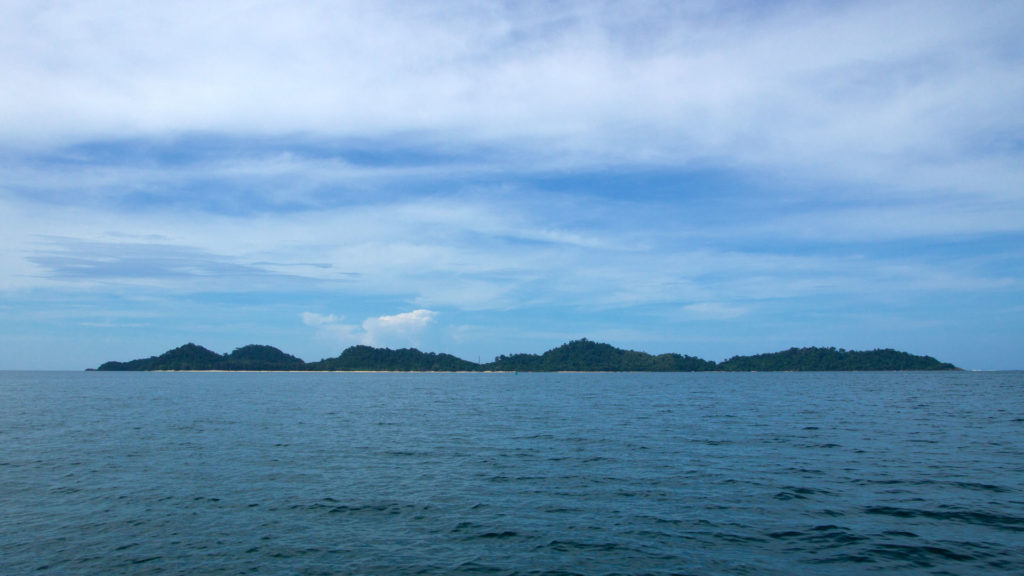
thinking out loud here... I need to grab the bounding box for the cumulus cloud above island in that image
[302,310,438,350]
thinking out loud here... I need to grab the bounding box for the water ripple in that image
[1,370,1022,575]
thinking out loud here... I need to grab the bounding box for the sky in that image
[1,0,1022,370]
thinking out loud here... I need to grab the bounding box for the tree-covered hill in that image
[310,345,479,371]
[96,341,959,372]
[221,345,307,371]
[97,343,307,371]
[484,338,715,371]
[97,343,226,371]
[717,347,958,371]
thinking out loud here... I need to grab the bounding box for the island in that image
[95,339,959,372]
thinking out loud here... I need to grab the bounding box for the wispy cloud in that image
[682,302,749,320]
[300,312,340,327]
[8,189,1015,312]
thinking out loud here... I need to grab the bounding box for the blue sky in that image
[2,0,1022,370]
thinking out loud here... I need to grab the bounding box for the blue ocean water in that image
[1,371,1021,575]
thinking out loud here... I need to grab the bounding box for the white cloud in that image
[361,309,438,347]
[0,0,1020,201]
[301,309,438,349]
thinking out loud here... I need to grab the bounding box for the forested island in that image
[95,339,959,372]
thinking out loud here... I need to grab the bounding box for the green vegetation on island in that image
[308,345,479,372]
[717,346,958,372]
[97,343,306,371]
[95,339,959,372]
[488,339,716,372]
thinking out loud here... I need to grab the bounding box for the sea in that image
[1,370,1021,575]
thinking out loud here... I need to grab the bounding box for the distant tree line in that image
[95,339,958,372]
